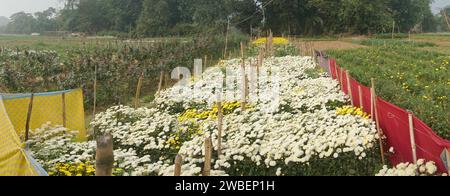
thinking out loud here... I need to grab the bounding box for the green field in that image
[327,35,450,138]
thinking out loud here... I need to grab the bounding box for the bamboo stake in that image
[408,111,418,164]
[217,101,223,156]
[372,78,386,165]
[174,155,183,176]
[96,134,114,176]
[135,73,144,109]
[241,42,247,111]
[157,71,164,96]
[25,93,34,142]
[445,149,450,175]
[223,19,230,59]
[333,61,338,80]
[93,63,97,120]
[358,85,364,109]
[240,42,245,60]
[164,73,170,89]
[203,137,212,176]
[62,93,66,127]
[346,70,354,106]
[339,68,344,92]
[392,21,395,40]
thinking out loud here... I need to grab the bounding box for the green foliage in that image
[3,0,442,37]
[357,39,437,47]
[327,46,450,138]
[0,35,248,109]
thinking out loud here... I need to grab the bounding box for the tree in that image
[5,12,37,34]
[136,0,171,37]
[35,8,58,33]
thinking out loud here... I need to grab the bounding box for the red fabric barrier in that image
[349,77,361,108]
[335,65,341,84]
[329,59,337,79]
[326,52,450,174]
[360,84,372,116]
[341,68,349,95]
[413,117,450,173]
[376,97,412,165]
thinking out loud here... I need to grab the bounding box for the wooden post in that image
[164,73,170,89]
[333,62,338,80]
[339,68,344,92]
[241,42,247,111]
[408,111,418,164]
[62,93,66,127]
[346,70,354,106]
[240,42,245,60]
[25,93,34,142]
[223,19,230,59]
[204,55,208,69]
[174,154,183,176]
[96,134,114,176]
[217,101,223,156]
[203,137,212,176]
[93,63,98,119]
[371,78,386,165]
[358,86,364,109]
[157,71,164,96]
[392,21,395,40]
[135,73,144,109]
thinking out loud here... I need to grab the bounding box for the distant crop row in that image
[0,36,247,109]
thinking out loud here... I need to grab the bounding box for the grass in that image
[354,38,436,47]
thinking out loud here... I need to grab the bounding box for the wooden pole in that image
[371,78,386,165]
[204,55,208,69]
[358,86,364,109]
[217,101,223,156]
[223,19,230,59]
[62,93,66,127]
[241,42,247,111]
[135,73,144,109]
[339,68,344,92]
[333,61,338,80]
[408,111,418,164]
[174,154,183,176]
[25,93,34,142]
[203,137,212,176]
[96,134,114,176]
[157,71,164,96]
[346,70,354,106]
[240,42,245,60]
[93,63,97,120]
[392,21,395,40]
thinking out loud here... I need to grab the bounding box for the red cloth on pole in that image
[341,69,348,95]
[360,84,372,115]
[376,97,412,165]
[329,59,337,79]
[413,117,450,173]
[349,77,361,108]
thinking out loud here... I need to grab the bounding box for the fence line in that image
[317,50,450,174]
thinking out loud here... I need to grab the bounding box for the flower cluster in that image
[376,159,444,176]
[336,106,371,119]
[32,55,382,176]
[252,37,289,45]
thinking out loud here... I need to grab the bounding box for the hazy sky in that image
[0,0,61,18]
[0,0,449,18]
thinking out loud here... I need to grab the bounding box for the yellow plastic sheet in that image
[2,89,86,140]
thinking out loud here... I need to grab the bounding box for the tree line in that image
[1,0,449,37]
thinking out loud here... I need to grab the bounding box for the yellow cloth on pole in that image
[0,98,38,176]
[2,89,86,140]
